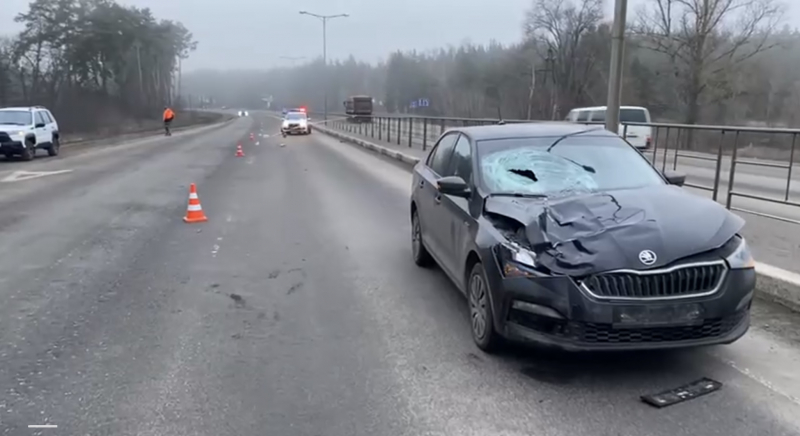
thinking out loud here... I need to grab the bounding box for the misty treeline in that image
[0,0,196,133]
[186,0,798,127]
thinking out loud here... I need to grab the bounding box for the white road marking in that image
[28,425,57,428]
[2,169,73,183]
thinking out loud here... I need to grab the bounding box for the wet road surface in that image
[1,113,800,435]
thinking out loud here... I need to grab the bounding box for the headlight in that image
[725,237,755,269]
[16,131,26,136]
[495,242,541,277]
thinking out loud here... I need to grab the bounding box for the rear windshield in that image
[0,111,32,125]
[620,108,648,123]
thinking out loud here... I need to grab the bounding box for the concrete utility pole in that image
[299,11,349,121]
[605,0,628,133]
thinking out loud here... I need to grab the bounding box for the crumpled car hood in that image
[484,185,743,275]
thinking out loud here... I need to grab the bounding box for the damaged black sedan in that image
[410,123,755,353]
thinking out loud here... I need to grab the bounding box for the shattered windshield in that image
[477,135,665,197]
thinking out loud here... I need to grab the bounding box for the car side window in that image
[448,135,472,182]
[34,112,46,125]
[589,110,605,122]
[576,111,589,122]
[427,133,459,175]
[42,111,54,123]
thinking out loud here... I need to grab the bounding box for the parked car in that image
[0,106,61,160]
[409,122,755,353]
[281,111,311,136]
[565,105,652,149]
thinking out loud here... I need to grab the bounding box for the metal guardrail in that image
[319,112,800,225]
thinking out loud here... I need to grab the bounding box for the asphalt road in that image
[3,113,800,435]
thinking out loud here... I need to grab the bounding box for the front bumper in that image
[0,139,25,153]
[484,260,754,351]
[282,126,309,134]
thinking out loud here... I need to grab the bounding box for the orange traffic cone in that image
[183,183,208,223]
[236,144,244,157]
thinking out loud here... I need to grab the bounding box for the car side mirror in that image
[663,169,686,186]
[35,123,45,128]
[437,176,471,197]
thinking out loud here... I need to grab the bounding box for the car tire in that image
[47,137,60,156]
[468,262,503,353]
[20,140,35,161]
[411,210,434,267]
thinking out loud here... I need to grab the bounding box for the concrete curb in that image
[315,123,421,168]
[62,116,237,149]
[315,122,800,312]
[62,114,235,147]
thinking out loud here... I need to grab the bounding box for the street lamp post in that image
[299,10,349,121]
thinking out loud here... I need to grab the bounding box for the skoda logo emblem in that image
[638,250,657,266]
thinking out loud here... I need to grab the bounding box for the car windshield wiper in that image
[545,127,601,152]
[488,192,548,199]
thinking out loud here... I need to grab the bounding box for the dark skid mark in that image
[286,283,303,295]
[287,267,306,277]
[229,293,246,307]
[520,364,577,385]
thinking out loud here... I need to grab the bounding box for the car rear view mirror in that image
[663,170,686,186]
[437,176,471,197]
[35,123,45,128]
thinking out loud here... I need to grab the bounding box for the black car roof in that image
[451,122,615,141]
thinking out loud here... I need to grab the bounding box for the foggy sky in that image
[2,0,798,72]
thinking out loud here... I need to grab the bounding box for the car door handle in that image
[418,180,425,189]
[434,194,442,204]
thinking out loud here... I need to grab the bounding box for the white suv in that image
[0,106,61,160]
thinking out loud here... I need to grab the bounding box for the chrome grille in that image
[582,261,726,299]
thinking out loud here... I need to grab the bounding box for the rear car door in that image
[438,134,475,278]
[415,132,459,261]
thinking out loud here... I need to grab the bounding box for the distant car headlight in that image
[16,131,26,137]
[726,237,755,269]
[495,242,542,277]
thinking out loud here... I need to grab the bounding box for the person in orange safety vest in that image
[163,106,175,136]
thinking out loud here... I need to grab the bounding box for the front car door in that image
[415,132,459,262]
[438,134,476,282]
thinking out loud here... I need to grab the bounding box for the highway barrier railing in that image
[322,113,800,225]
